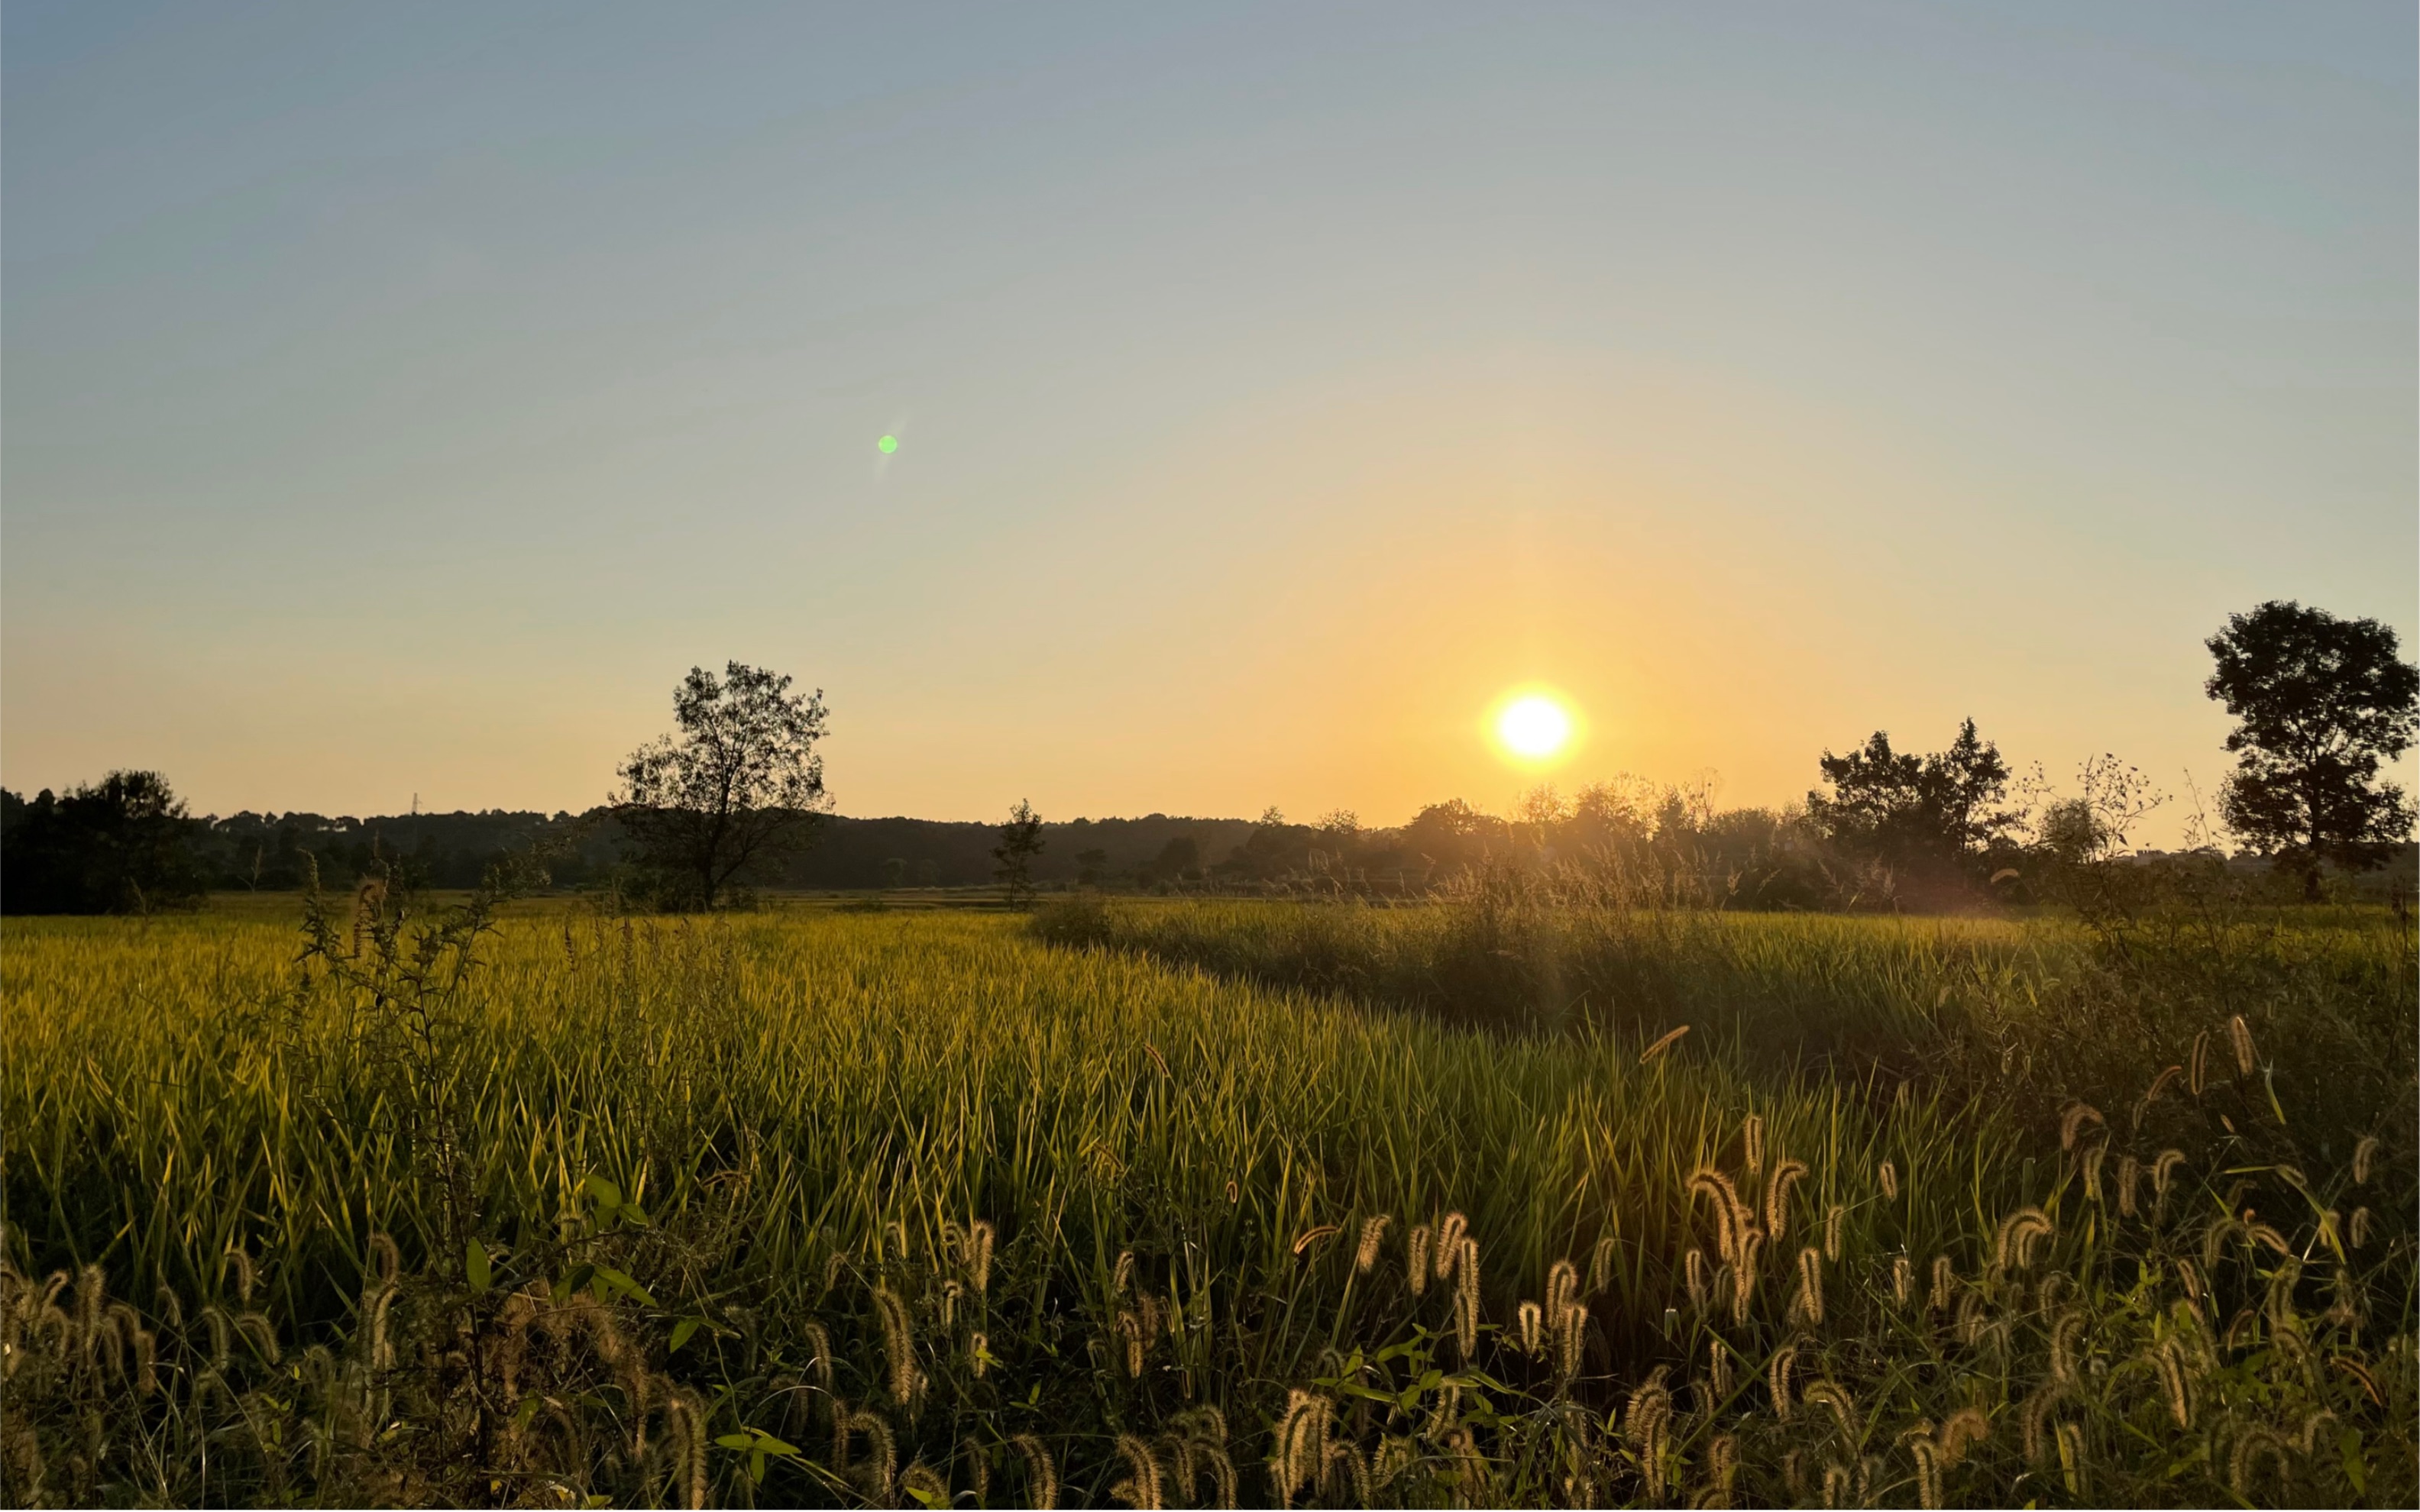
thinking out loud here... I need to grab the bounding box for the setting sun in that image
[1495,693,1576,761]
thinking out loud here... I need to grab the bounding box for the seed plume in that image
[1451,1238,1481,1359]
[1764,1159,1808,1245]
[1768,1343,1797,1421]
[1588,1234,1618,1295]
[1516,1299,1544,1356]
[1788,1247,1825,1328]
[1936,1407,1989,1468]
[1354,1215,1390,1273]
[2228,1014,2256,1075]
[1013,1434,1058,1510]
[1111,1433,1164,1510]
[872,1285,917,1405]
[1730,1229,1764,1324]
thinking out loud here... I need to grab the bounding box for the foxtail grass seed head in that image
[1892,1255,1913,1307]
[2298,1408,2338,1457]
[2082,1142,2107,1205]
[1708,1338,1732,1397]
[225,1248,257,1306]
[1435,1213,1467,1279]
[1517,1299,1545,1356]
[1906,1433,1942,1510]
[1804,1379,1858,1439]
[968,1218,995,1293]
[872,1285,917,1406]
[1930,1256,1955,1313]
[1118,1309,1147,1377]
[2020,1380,2069,1465]
[2228,1014,2256,1075]
[1993,1208,2053,1271]
[1014,1434,1058,1510]
[1705,1433,1739,1503]
[1546,1257,1579,1323]
[1452,1238,1481,1359]
[2354,1135,2380,1185]
[1290,1224,1338,1257]
[1789,1247,1825,1328]
[1589,1234,1617,1295]
[1731,1230,1765,1324]
[1639,1023,1690,1063]
[1822,1461,1850,1508]
[2351,1207,2373,1248]
[2056,1420,2088,1498]
[2153,1339,2192,1428]
[1407,1226,1432,1295]
[1690,1166,1748,1267]
[1355,1215,1391,1273]
[1112,1433,1164,1510]
[2117,1155,2140,1217]
[1557,1300,1588,1379]
[1114,1250,1135,1297]
[2134,1064,2182,1128]
[1765,1159,1808,1245]
[1741,1114,1765,1178]
[801,1320,834,1402]
[846,1410,898,1502]
[2059,1102,2101,1152]
[1823,1204,1844,1262]
[1936,1407,1990,1468]
[1684,1249,1710,1311]
[1878,1160,1898,1200]
[2050,1310,2085,1384]
[1768,1343,1797,1421]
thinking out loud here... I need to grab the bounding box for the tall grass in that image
[1033,881,2417,1152]
[2,894,2411,1506]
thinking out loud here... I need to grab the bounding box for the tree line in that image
[5,600,2412,913]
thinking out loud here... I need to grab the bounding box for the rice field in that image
[2,891,2412,1507]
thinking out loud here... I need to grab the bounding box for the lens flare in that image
[878,435,899,454]
[1496,694,1573,759]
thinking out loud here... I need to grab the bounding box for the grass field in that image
[2,889,2412,1507]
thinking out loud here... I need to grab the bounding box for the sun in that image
[1493,691,1577,762]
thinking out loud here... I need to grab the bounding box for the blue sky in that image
[5,3,2412,832]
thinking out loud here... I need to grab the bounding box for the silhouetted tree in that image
[1,771,206,913]
[1805,719,2017,897]
[1140,835,1199,886]
[615,662,829,909]
[2206,601,2418,900]
[992,800,1046,906]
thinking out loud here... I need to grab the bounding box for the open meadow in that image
[3,887,2412,1507]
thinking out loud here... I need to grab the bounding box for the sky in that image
[5,2,2414,837]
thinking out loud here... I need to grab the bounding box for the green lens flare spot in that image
[877,435,898,454]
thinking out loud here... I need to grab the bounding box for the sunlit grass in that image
[2,899,2410,1505]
